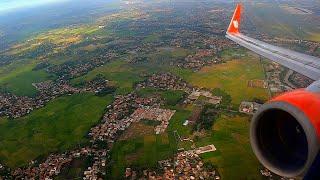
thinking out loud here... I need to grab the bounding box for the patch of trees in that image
[96,86,117,97]
[161,90,186,106]
[0,167,11,179]
[0,55,15,66]
[131,56,149,64]
[203,162,220,177]
[194,104,219,131]
[252,97,266,104]
[141,119,161,126]
[23,42,56,59]
[32,62,50,71]
[211,88,231,108]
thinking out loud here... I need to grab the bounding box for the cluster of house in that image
[186,90,222,106]
[12,147,93,179]
[0,78,111,119]
[80,76,111,93]
[239,101,262,115]
[89,93,159,143]
[265,62,293,94]
[247,79,268,89]
[125,151,219,180]
[83,149,108,180]
[33,80,83,97]
[0,93,36,118]
[204,37,236,52]
[47,58,104,79]
[130,107,176,134]
[264,60,313,95]
[47,51,118,79]
[136,73,193,93]
[9,146,109,180]
[288,72,314,88]
[179,49,222,71]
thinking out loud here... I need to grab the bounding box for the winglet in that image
[227,3,242,34]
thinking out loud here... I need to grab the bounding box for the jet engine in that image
[250,89,320,178]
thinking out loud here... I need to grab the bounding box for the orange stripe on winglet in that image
[227,4,242,34]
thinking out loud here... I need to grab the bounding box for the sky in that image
[0,0,67,13]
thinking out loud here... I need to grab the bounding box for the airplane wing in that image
[225,4,320,81]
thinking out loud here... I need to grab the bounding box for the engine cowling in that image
[250,89,320,178]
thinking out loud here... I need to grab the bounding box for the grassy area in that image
[109,134,173,178]
[143,33,161,43]
[0,60,53,97]
[195,113,262,180]
[7,25,99,56]
[151,47,191,64]
[0,93,113,168]
[219,48,247,60]
[186,56,269,106]
[308,32,320,42]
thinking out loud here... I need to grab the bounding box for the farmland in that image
[187,56,269,106]
[0,60,53,96]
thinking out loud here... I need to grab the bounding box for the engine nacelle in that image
[250,89,320,178]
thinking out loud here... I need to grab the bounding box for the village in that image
[0,77,111,119]
[125,150,219,180]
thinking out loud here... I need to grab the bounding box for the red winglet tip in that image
[227,3,242,34]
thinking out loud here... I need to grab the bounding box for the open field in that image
[155,47,191,59]
[109,134,173,178]
[6,25,100,56]
[219,48,247,61]
[195,113,262,180]
[0,60,53,96]
[0,93,113,168]
[308,32,320,42]
[143,33,161,43]
[186,57,269,106]
[119,122,155,141]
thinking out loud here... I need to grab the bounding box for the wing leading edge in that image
[226,4,320,81]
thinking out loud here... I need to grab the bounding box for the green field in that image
[0,60,53,96]
[0,93,113,168]
[186,56,269,106]
[195,113,263,180]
